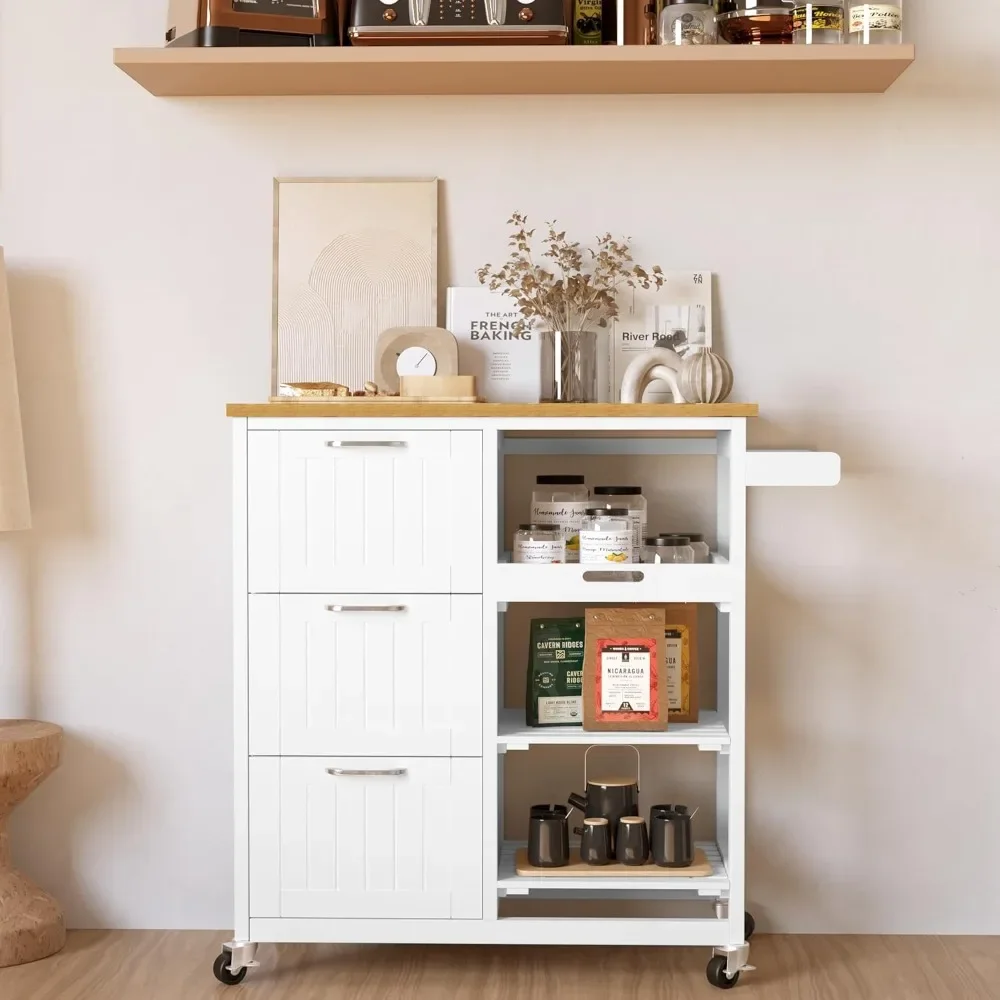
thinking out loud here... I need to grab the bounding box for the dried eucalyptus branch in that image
[477,213,664,334]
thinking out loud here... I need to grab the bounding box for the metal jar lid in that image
[717,4,794,20]
[646,536,691,547]
[536,474,585,485]
[586,507,630,517]
[594,485,643,496]
[518,524,560,532]
[717,0,794,12]
[658,532,704,543]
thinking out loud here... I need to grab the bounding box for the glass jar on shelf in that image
[716,0,795,43]
[580,508,632,565]
[659,532,711,563]
[659,0,717,44]
[792,1,844,43]
[513,524,566,564]
[847,1,901,44]
[530,474,590,564]
[592,486,647,564]
[643,536,694,564]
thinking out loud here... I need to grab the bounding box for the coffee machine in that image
[166,0,339,46]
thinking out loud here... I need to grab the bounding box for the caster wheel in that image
[214,952,248,986]
[706,955,740,990]
[745,910,756,940]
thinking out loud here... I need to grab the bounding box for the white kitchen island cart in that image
[222,401,839,990]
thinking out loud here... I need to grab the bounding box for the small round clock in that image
[396,346,438,377]
[375,326,459,393]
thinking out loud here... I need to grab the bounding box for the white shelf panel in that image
[491,559,737,605]
[498,841,729,897]
[497,711,730,753]
[746,450,841,486]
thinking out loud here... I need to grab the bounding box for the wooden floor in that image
[1,931,998,999]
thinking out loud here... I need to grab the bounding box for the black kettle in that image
[568,745,640,852]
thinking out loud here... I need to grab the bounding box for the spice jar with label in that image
[659,0,717,44]
[514,524,566,564]
[659,532,711,563]
[792,1,844,42]
[643,536,694,564]
[530,475,590,564]
[580,508,633,564]
[847,1,901,43]
[592,486,647,563]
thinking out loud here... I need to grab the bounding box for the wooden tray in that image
[515,847,712,878]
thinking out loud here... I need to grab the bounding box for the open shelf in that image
[498,710,729,752]
[492,558,736,604]
[116,45,914,98]
[498,841,729,897]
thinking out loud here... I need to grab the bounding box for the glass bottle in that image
[847,1,901,43]
[659,0,717,44]
[792,1,844,43]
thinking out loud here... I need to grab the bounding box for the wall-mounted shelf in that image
[114,45,914,98]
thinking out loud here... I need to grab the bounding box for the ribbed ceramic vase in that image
[679,347,733,404]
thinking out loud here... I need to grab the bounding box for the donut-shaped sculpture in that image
[619,347,687,404]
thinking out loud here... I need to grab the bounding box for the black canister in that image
[528,804,570,868]
[650,805,694,868]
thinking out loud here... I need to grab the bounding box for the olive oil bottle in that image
[573,0,617,43]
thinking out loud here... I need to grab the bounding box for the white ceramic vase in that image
[678,347,734,404]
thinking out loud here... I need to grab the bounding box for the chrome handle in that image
[326,767,408,777]
[326,440,407,449]
[325,605,407,613]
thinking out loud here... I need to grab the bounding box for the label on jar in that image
[625,510,647,563]
[513,537,566,564]
[793,4,845,31]
[599,641,652,712]
[530,501,590,563]
[849,3,901,32]
[538,695,583,724]
[579,527,632,564]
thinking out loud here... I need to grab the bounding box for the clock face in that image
[396,346,437,377]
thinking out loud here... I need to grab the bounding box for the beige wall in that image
[1,1,998,932]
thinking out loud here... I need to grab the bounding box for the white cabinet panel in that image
[248,595,482,757]
[249,757,482,920]
[248,430,482,594]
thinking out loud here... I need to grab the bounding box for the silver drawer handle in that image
[325,604,407,613]
[326,440,407,449]
[326,767,408,777]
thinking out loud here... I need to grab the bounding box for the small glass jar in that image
[513,524,566,564]
[717,1,795,43]
[593,486,647,563]
[792,1,844,42]
[659,0,717,44]
[658,532,711,563]
[847,1,901,44]
[580,508,632,564]
[644,536,694,564]
[530,475,590,564]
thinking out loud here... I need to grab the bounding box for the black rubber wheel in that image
[706,955,740,990]
[745,910,756,940]
[213,952,248,986]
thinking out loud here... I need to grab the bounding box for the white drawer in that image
[247,430,482,594]
[249,594,483,757]
[249,757,483,920]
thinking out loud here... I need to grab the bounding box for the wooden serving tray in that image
[515,847,712,878]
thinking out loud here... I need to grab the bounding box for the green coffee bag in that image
[526,617,585,727]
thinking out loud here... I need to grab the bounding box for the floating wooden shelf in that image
[114,45,914,98]
[227,401,759,417]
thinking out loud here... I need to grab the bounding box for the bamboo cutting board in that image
[515,847,712,878]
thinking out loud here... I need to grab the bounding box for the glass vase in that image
[541,330,598,403]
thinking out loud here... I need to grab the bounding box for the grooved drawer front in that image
[249,757,483,920]
[249,594,483,757]
[248,430,482,593]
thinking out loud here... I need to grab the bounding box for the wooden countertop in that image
[227,402,759,418]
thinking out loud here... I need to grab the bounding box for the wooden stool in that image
[0,721,65,967]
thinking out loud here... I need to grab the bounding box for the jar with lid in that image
[592,486,647,563]
[643,536,694,564]
[513,524,566,564]
[580,508,632,564]
[530,475,590,564]
[847,1,901,44]
[792,1,843,43]
[659,0,717,44]
[658,532,711,563]
[716,0,795,43]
